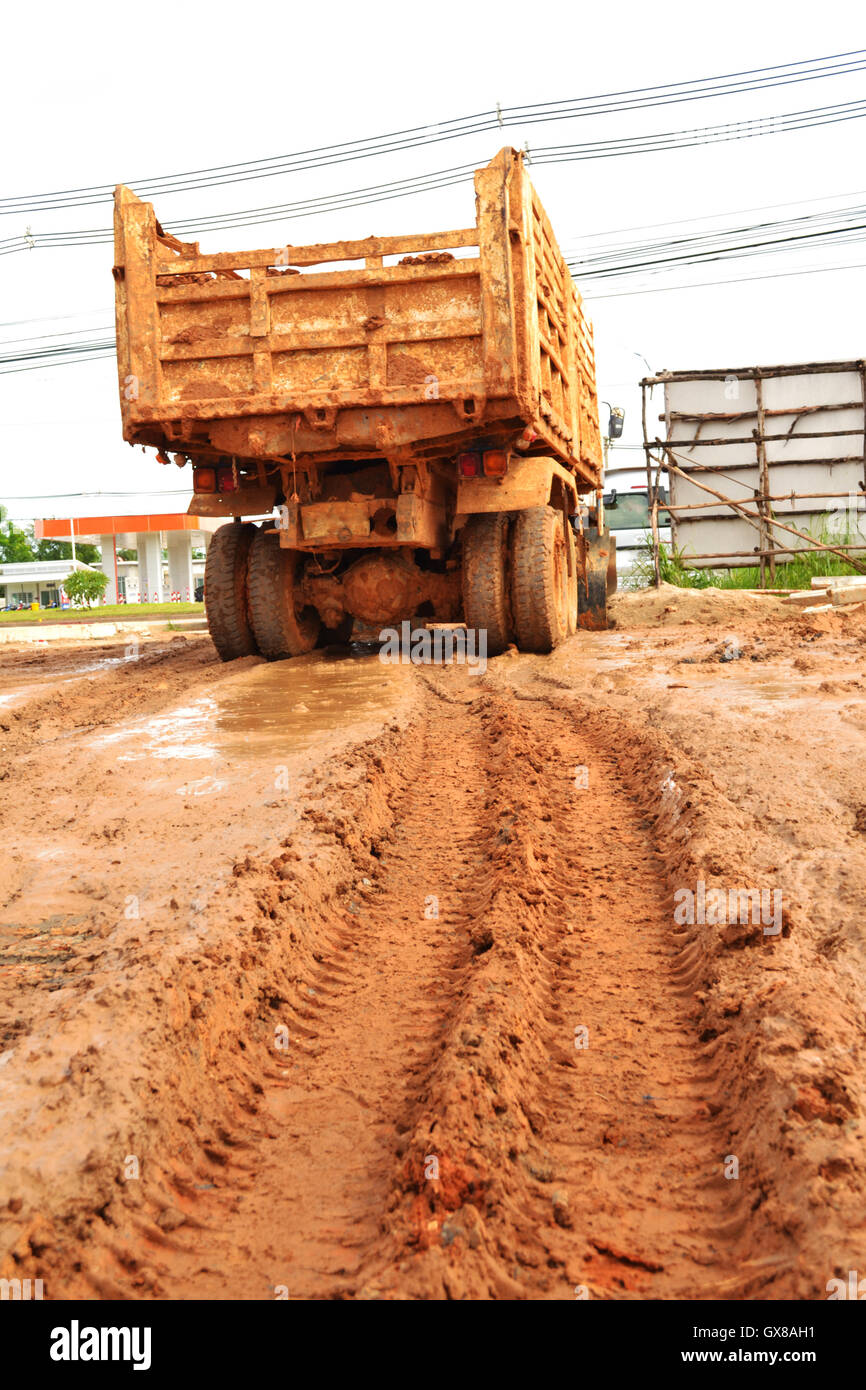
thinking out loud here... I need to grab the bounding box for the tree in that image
[0,506,34,563]
[34,538,101,565]
[64,569,109,607]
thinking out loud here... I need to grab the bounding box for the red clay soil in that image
[0,599,864,1299]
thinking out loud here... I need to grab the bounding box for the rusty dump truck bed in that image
[113,148,602,491]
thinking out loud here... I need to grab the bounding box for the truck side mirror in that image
[603,490,618,508]
[607,406,625,440]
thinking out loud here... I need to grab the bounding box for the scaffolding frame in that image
[640,360,866,586]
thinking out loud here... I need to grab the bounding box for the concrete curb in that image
[0,618,207,644]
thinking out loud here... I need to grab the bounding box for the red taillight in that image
[194,467,216,493]
[218,467,237,492]
[482,449,508,478]
[458,452,480,478]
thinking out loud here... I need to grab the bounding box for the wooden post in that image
[641,382,661,585]
[662,454,866,574]
[754,375,775,585]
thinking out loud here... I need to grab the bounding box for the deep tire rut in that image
[143,677,748,1299]
[152,697,490,1298]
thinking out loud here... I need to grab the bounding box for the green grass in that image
[625,513,866,592]
[625,538,714,591]
[0,601,204,625]
[713,552,863,591]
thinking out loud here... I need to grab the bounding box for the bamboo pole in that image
[681,455,864,472]
[666,426,863,447]
[754,377,774,585]
[643,359,866,384]
[668,400,861,423]
[662,451,866,575]
[642,383,661,585]
[664,489,863,512]
[678,546,866,562]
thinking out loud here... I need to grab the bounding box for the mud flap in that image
[577,526,615,630]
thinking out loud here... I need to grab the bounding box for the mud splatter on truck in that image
[113,149,614,657]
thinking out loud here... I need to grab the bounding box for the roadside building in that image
[0,558,98,609]
[34,514,221,603]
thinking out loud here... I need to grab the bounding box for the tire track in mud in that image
[482,690,741,1298]
[359,681,748,1299]
[4,631,862,1300]
[135,677,750,1300]
[148,697,493,1298]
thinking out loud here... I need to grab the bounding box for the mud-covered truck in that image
[113,148,614,660]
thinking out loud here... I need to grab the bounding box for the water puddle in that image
[211,648,408,758]
[92,648,409,783]
[654,666,811,706]
[0,654,132,709]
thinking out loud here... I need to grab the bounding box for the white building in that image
[0,558,99,609]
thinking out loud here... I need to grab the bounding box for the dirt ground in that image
[1,590,865,1300]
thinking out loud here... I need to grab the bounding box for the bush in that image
[627,512,866,591]
[625,534,716,591]
[64,570,109,607]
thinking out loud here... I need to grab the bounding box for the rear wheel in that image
[204,521,257,662]
[511,505,569,653]
[247,530,320,659]
[461,512,513,655]
[566,519,579,637]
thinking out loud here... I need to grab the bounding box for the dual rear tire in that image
[208,504,582,664]
[203,521,258,662]
[461,504,576,655]
[205,523,325,662]
[247,530,320,659]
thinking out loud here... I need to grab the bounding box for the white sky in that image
[1,0,864,524]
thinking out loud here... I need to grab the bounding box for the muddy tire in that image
[204,521,258,662]
[566,520,579,637]
[511,505,569,653]
[247,530,320,659]
[461,513,513,655]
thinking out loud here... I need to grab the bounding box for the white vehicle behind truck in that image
[603,464,671,581]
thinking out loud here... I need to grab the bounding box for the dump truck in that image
[113,148,614,660]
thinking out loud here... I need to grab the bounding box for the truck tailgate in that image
[114,148,602,487]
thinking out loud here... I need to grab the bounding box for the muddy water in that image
[211,648,409,757]
[92,648,410,781]
[0,653,131,709]
[541,630,843,707]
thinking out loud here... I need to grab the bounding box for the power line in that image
[560,184,866,248]
[2,489,192,501]
[0,324,113,348]
[5,94,866,259]
[6,146,866,371]
[583,257,866,299]
[569,199,866,281]
[2,48,864,217]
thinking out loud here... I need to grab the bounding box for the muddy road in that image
[1,592,865,1300]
